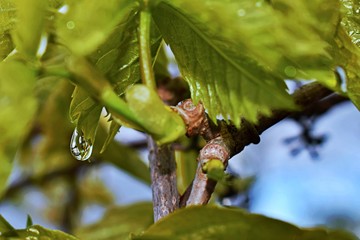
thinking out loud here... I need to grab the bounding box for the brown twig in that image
[148,138,179,222]
[178,82,336,206]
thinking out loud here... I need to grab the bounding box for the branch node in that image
[175,99,215,139]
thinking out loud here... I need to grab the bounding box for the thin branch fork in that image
[177,83,335,206]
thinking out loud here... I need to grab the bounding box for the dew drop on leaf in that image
[70,128,93,161]
[66,21,75,30]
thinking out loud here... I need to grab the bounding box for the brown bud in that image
[175,99,208,137]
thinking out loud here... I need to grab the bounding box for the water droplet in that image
[284,65,297,78]
[66,21,75,30]
[70,128,93,161]
[27,228,39,235]
[237,9,246,17]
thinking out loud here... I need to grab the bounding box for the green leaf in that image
[56,0,136,56]
[75,202,153,240]
[157,0,341,84]
[341,0,360,48]
[333,27,360,111]
[89,9,162,94]
[1,225,79,239]
[12,0,47,58]
[70,86,102,147]
[0,215,15,233]
[0,0,15,33]
[100,120,121,154]
[0,33,13,61]
[0,61,37,197]
[26,215,33,228]
[0,0,15,60]
[153,44,171,80]
[337,0,360,109]
[152,1,294,125]
[265,0,340,82]
[133,206,358,240]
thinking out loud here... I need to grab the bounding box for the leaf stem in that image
[139,6,156,89]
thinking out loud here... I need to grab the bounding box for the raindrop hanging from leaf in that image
[70,128,93,161]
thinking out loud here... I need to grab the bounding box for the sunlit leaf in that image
[267,0,340,82]
[75,202,153,240]
[56,0,136,56]
[133,206,358,240]
[153,1,295,125]
[0,0,15,60]
[341,0,360,47]
[337,0,360,109]
[333,27,360,112]
[163,0,342,82]
[0,61,37,197]
[12,0,47,58]
[0,0,15,32]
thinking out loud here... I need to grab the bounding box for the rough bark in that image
[148,138,179,222]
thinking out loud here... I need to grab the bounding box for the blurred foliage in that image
[12,0,47,59]
[0,0,360,239]
[0,61,37,198]
[75,202,153,240]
